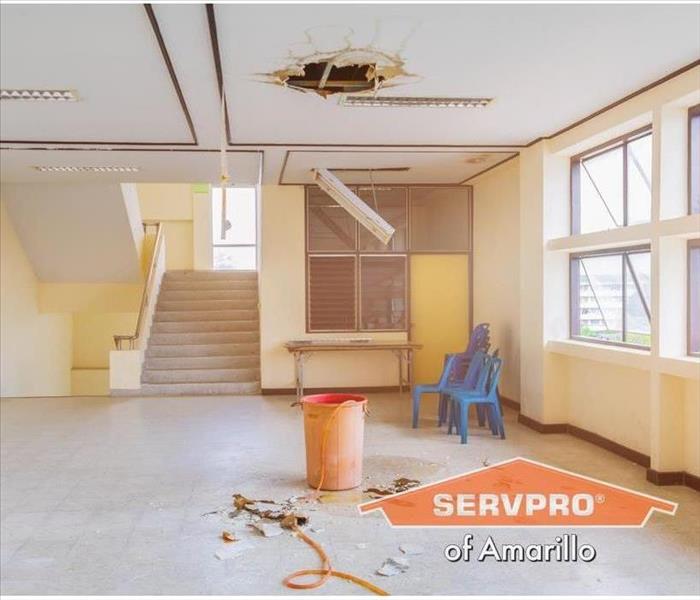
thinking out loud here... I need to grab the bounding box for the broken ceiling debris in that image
[377,556,410,577]
[231,493,309,526]
[221,530,238,543]
[399,543,425,556]
[364,477,420,498]
[261,48,415,98]
[251,520,284,537]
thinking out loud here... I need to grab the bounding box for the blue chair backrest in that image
[465,323,490,359]
[485,356,503,396]
[462,350,488,390]
[438,353,460,387]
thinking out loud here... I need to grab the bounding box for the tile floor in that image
[1,393,699,595]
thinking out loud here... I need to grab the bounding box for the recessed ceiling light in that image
[340,95,492,108]
[1,89,78,101]
[32,166,140,173]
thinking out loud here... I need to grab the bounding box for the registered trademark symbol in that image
[595,494,606,504]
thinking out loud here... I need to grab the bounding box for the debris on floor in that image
[231,493,309,526]
[377,556,410,576]
[214,540,253,561]
[251,520,284,537]
[399,543,425,555]
[364,477,421,498]
[221,530,237,543]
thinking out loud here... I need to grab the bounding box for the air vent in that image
[340,96,492,108]
[1,89,78,101]
[32,166,139,173]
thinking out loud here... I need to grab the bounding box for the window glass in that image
[356,187,407,252]
[572,248,652,348]
[409,187,470,252]
[573,130,652,234]
[307,187,357,252]
[689,242,700,355]
[360,256,407,330]
[308,256,356,331]
[690,106,700,215]
[580,147,624,233]
[626,134,652,226]
[212,187,256,245]
[213,246,256,270]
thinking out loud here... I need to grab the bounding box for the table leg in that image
[407,349,414,392]
[294,352,306,400]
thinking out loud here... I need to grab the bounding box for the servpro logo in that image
[358,457,676,527]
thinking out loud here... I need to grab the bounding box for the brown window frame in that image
[304,184,472,334]
[689,104,700,215]
[688,238,700,356]
[570,244,652,351]
[570,125,652,235]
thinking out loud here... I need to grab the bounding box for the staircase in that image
[140,270,260,396]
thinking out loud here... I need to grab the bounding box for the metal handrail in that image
[113,221,164,350]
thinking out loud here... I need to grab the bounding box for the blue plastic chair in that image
[412,353,463,428]
[447,354,505,444]
[438,323,491,426]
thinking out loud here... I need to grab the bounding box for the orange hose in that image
[283,400,389,596]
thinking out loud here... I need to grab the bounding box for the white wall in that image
[0,200,72,397]
[259,185,404,390]
[471,158,521,402]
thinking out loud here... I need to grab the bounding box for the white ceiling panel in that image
[0,4,193,144]
[280,150,517,185]
[0,150,261,185]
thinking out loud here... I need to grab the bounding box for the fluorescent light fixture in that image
[1,89,78,101]
[33,166,139,173]
[340,95,492,108]
[313,168,395,245]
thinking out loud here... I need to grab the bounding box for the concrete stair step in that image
[154,308,258,322]
[137,381,260,396]
[144,355,259,370]
[151,320,258,334]
[145,342,259,358]
[158,289,257,302]
[141,367,259,384]
[164,270,257,281]
[157,300,258,313]
[161,280,256,291]
[148,331,259,346]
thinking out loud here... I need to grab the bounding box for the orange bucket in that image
[301,393,368,491]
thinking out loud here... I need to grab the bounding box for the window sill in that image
[657,355,700,380]
[546,339,651,370]
[547,223,652,253]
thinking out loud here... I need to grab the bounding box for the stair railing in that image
[114,221,165,350]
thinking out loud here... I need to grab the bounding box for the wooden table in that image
[284,341,423,399]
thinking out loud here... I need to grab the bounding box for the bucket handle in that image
[290,399,370,416]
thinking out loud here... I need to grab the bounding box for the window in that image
[570,246,651,348]
[571,128,652,235]
[306,186,409,332]
[212,187,257,270]
[689,105,700,215]
[689,239,700,356]
[409,187,471,252]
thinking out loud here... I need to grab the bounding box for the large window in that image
[305,185,470,333]
[571,128,652,235]
[689,105,700,215]
[570,246,651,348]
[212,187,257,270]
[689,240,700,356]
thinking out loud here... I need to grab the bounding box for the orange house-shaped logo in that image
[358,458,677,527]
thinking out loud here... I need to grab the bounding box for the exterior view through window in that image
[570,246,651,348]
[212,187,257,270]
[571,128,652,234]
[689,240,700,355]
[690,104,700,214]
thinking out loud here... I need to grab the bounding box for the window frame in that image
[688,104,700,215]
[304,184,472,334]
[570,125,652,235]
[569,244,652,351]
[212,186,258,270]
[688,238,700,357]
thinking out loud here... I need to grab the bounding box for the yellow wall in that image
[410,254,470,384]
[471,158,521,402]
[683,379,700,476]
[0,200,73,397]
[136,183,195,271]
